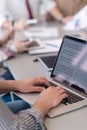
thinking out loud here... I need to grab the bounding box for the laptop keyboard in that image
[63,91,83,104]
[49,81,84,104]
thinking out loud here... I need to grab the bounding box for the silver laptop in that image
[48,35,87,118]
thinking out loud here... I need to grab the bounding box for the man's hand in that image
[0,77,49,94]
[14,18,29,30]
[14,77,50,93]
[34,86,68,117]
[13,39,34,52]
[62,15,73,24]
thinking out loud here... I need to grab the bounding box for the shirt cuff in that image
[4,47,16,59]
[25,107,46,130]
[8,44,18,53]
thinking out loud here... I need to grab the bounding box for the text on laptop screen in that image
[52,36,87,95]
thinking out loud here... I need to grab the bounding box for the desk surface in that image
[6,22,87,130]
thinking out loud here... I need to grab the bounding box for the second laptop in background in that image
[38,55,57,71]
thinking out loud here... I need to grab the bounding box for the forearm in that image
[50,6,64,22]
[0,35,11,46]
[0,33,10,46]
[2,20,12,29]
[0,80,17,94]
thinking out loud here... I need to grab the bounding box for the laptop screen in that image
[51,35,87,95]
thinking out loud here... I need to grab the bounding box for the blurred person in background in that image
[0,28,34,80]
[54,0,87,23]
[0,0,76,31]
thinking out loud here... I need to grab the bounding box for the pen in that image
[46,43,58,48]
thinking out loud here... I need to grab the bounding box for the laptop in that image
[47,35,87,117]
[38,55,57,71]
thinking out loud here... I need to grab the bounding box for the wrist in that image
[7,80,20,92]
[0,80,17,93]
[8,44,18,53]
[4,46,16,59]
[33,100,50,117]
[9,80,19,92]
[10,80,19,91]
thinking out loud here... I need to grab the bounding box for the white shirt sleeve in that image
[0,17,7,28]
[42,0,56,12]
[0,0,13,28]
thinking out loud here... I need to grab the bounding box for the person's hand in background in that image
[62,15,73,24]
[13,39,33,53]
[2,18,29,31]
[14,18,29,31]
[4,38,35,60]
[45,12,54,21]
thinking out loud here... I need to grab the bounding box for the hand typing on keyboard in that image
[34,86,68,116]
[34,82,49,89]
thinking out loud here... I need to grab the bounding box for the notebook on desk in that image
[46,35,87,117]
[28,39,62,55]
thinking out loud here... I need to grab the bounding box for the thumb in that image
[33,86,45,92]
